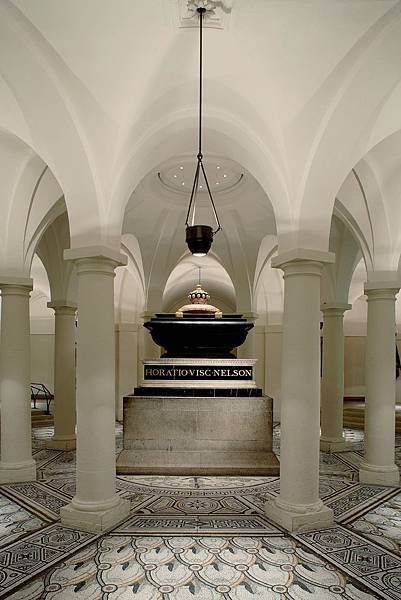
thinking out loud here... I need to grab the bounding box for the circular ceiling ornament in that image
[187,0,216,17]
[158,161,243,194]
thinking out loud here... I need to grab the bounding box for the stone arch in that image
[162,253,236,314]
[35,211,77,306]
[110,110,289,247]
[293,5,401,252]
[336,128,401,275]
[0,130,68,277]
[254,236,284,325]
[0,2,106,247]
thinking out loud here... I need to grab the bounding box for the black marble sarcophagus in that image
[144,313,253,359]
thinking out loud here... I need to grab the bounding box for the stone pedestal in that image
[117,394,278,475]
[118,358,278,476]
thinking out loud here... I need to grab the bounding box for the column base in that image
[60,496,130,533]
[265,498,334,533]
[320,436,350,453]
[359,462,400,486]
[46,435,76,451]
[0,460,36,484]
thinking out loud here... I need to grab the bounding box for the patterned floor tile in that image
[251,476,358,502]
[0,482,70,521]
[320,453,359,478]
[0,495,47,549]
[116,475,281,499]
[39,476,76,498]
[31,449,64,468]
[41,475,157,510]
[327,485,401,524]
[9,535,380,600]
[0,524,98,597]
[350,491,401,554]
[1,424,400,598]
[114,514,283,536]
[336,451,365,468]
[364,569,401,600]
[294,525,401,599]
[37,451,76,478]
[319,477,360,500]
[139,495,259,516]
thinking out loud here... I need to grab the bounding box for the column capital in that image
[364,284,399,301]
[0,276,33,292]
[64,246,127,267]
[70,256,125,278]
[271,248,335,270]
[47,301,77,316]
[321,302,352,315]
[277,260,326,279]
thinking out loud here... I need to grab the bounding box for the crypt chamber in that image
[0,1,401,597]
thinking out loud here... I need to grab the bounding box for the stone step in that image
[31,408,54,428]
[343,403,401,432]
[31,417,54,427]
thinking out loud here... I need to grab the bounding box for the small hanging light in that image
[185,6,221,257]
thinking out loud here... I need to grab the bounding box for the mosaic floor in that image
[0,426,399,598]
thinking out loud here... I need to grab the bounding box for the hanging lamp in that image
[185,6,221,257]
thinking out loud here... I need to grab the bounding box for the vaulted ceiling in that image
[1,0,401,321]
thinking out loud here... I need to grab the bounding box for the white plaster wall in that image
[344,335,401,404]
[263,330,369,419]
[344,336,366,398]
[237,325,266,390]
[254,327,266,391]
[115,323,139,421]
[265,327,282,421]
[29,318,141,418]
[30,333,54,392]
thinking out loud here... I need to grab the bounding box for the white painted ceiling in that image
[2,0,401,323]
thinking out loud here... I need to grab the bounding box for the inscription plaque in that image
[144,365,253,381]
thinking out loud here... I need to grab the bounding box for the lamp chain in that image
[185,7,222,234]
[198,7,204,158]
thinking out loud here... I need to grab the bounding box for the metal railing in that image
[30,383,54,415]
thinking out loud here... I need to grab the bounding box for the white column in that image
[46,303,77,451]
[359,284,399,486]
[60,254,129,532]
[0,280,36,483]
[265,255,334,532]
[320,302,351,453]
